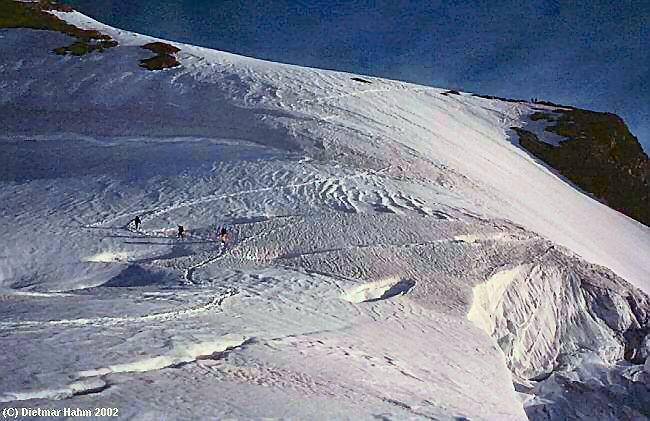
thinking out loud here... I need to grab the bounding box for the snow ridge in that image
[0,335,249,403]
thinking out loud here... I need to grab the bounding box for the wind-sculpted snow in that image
[0,265,527,419]
[341,277,416,303]
[468,254,650,419]
[0,6,649,420]
[2,18,647,291]
[76,335,250,378]
[0,335,249,403]
[0,378,109,403]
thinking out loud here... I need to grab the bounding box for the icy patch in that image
[467,266,522,335]
[467,262,625,379]
[519,112,566,147]
[83,251,129,263]
[466,259,650,418]
[524,356,650,420]
[453,234,482,244]
[341,277,415,303]
[466,251,650,421]
[0,288,74,298]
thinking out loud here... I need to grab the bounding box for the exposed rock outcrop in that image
[514,108,650,226]
[0,0,118,56]
[139,42,181,70]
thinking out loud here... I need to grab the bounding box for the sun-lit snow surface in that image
[1,9,649,420]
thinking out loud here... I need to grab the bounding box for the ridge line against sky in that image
[64,0,649,152]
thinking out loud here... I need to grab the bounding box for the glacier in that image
[0,5,648,420]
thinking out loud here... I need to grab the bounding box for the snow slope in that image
[0,8,648,420]
[3,10,648,293]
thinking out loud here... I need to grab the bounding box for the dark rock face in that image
[513,108,650,226]
[350,77,372,84]
[36,0,73,12]
[139,42,181,70]
[142,41,181,55]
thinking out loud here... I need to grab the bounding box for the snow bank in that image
[340,276,414,303]
[78,335,249,377]
[83,251,129,263]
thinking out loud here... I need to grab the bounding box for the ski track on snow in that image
[85,168,390,229]
[0,288,238,331]
[4,12,649,419]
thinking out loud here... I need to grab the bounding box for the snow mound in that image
[83,251,129,263]
[78,335,249,377]
[341,277,415,303]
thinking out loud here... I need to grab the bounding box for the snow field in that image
[0,9,648,419]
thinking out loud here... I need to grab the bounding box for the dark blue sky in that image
[66,0,649,151]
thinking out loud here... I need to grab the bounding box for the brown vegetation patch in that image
[53,39,118,55]
[139,54,181,70]
[142,42,180,55]
[0,0,117,55]
[530,112,558,121]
